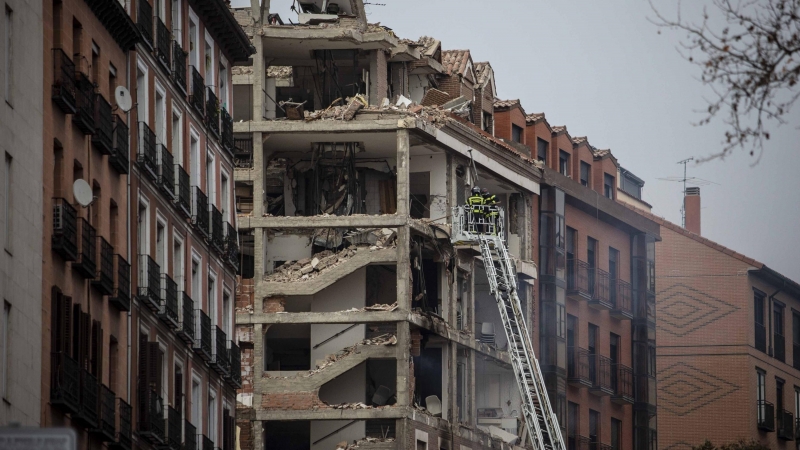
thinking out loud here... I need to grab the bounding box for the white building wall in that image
[0,0,43,426]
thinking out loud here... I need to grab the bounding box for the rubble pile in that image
[265,334,396,379]
[334,437,396,450]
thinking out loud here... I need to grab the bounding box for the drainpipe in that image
[126,49,133,402]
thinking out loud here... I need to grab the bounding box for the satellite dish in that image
[115,86,132,112]
[73,179,94,207]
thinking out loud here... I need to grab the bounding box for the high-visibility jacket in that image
[483,194,498,216]
[467,194,484,214]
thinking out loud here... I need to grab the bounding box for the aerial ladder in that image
[452,204,566,450]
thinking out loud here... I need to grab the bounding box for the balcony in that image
[93,94,113,154]
[589,355,614,396]
[138,389,165,444]
[184,420,197,450]
[211,206,224,253]
[92,384,116,442]
[157,145,175,200]
[50,352,80,414]
[137,0,153,50]
[567,259,592,301]
[634,427,657,450]
[110,254,131,311]
[189,66,204,115]
[137,254,161,312]
[610,279,633,320]
[166,406,182,450]
[52,198,78,261]
[194,309,212,361]
[567,347,592,388]
[225,222,239,270]
[234,138,253,168]
[192,187,210,239]
[109,399,132,450]
[778,410,794,440]
[611,364,634,405]
[758,400,775,431]
[137,122,158,181]
[74,218,97,279]
[155,17,171,72]
[211,326,229,376]
[172,41,187,95]
[159,274,179,329]
[74,369,99,428]
[588,269,612,310]
[202,435,214,450]
[206,88,220,139]
[174,165,192,218]
[110,116,129,174]
[52,49,77,114]
[93,237,114,295]
[221,107,234,155]
[177,292,194,344]
[775,332,786,362]
[73,73,96,135]
[227,341,242,389]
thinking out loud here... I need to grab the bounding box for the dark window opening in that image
[264,421,309,450]
[611,418,622,450]
[793,311,800,370]
[512,124,523,143]
[580,162,590,187]
[366,266,397,307]
[537,138,548,163]
[265,324,310,371]
[775,302,786,362]
[589,409,600,446]
[559,151,570,177]
[603,174,614,199]
[409,172,430,219]
[413,347,442,410]
[566,227,576,289]
[587,238,597,296]
[483,112,493,134]
[755,290,766,353]
[567,402,579,450]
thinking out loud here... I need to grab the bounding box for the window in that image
[156,217,167,271]
[793,311,800,370]
[1,301,9,399]
[136,62,148,124]
[777,378,785,418]
[91,42,99,85]
[567,402,578,449]
[587,237,597,296]
[188,12,198,67]
[755,290,766,353]
[208,273,216,322]
[137,199,150,256]
[559,150,569,177]
[609,248,619,305]
[610,333,620,391]
[189,130,199,186]
[3,5,12,103]
[171,0,181,44]
[580,162,590,187]
[206,152,215,202]
[172,109,183,166]
[775,302,786,362]
[482,112,493,133]
[191,256,201,300]
[511,124,523,143]
[222,290,231,336]
[3,153,10,250]
[795,386,800,420]
[204,32,214,87]
[603,173,615,199]
[191,376,201,428]
[109,336,118,394]
[588,323,598,383]
[155,84,166,143]
[174,362,183,415]
[757,368,766,423]
[220,172,229,223]
[566,227,576,289]
[589,409,599,445]
[537,138,548,163]
[567,315,577,380]
[208,389,217,444]
[611,418,622,450]
[109,64,117,100]
[219,59,228,108]
[174,236,184,290]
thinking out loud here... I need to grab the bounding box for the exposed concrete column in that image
[251,39,265,121]
[369,50,388,105]
[253,420,263,450]
[395,321,410,407]
[396,129,410,218]
[252,323,264,390]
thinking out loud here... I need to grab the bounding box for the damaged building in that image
[229,2,660,449]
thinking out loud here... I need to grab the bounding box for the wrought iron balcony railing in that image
[137,254,161,312]
[50,351,80,414]
[233,138,253,168]
[74,218,97,279]
[110,116,129,174]
[194,309,212,361]
[109,398,132,450]
[566,259,592,301]
[202,434,214,450]
[110,254,131,311]
[137,388,165,444]
[52,48,77,114]
[166,405,182,450]
[177,292,194,344]
[73,73,96,135]
[74,368,99,428]
[589,355,614,396]
[93,94,113,154]
[155,17,171,72]
[137,0,153,50]
[611,364,634,405]
[52,198,78,261]
[174,165,191,218]
[211,326,229,376]
[189,66,204,115]
[610,279,633,320]
[92,384,116,442]
[172,41,187,95]
[588,269,612,310]
[206,87,220,138]
[221,107,234,154]
[157,145,175,200]
[226,341,242,389]
[93,237,114,295]
[567,347,592,388]
[192,187,210,238]
[159,274,179,328]
[778,409,794,440]
[211,206,224,253]
[758,400,775,431]
[183,420,197,450]
[137,122,158,181]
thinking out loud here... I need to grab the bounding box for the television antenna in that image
[657,157,718,227]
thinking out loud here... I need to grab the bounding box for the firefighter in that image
[467,186,485,233]
[482,188,499,235]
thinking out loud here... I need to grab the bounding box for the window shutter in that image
[91,320,103,377]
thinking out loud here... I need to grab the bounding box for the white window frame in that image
[171,0,182,45]
[208,387,218,445]
[174,357,185,420]
[136,58,149,125]
[204,30,215,89]
[189,127,200,187]
[191,250,202,301]
[188,8,199,68]
[222,286,232,336]
[137,194,151,256]
[219,55,228,109]
[171,104,183,166]
[206,151,215,205]
[173,231,185,291]
[155,213,168,272]
[156,339,169,415]
[208,270,217,324]
[191,372,202,430]
[220,169,230,223]
[155,81,167,144]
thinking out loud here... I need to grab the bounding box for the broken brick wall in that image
[236,276,255,311]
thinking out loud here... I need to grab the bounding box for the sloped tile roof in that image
[494,99,520,109]
[552,125,567,134]
[525,113,545,123]
[442,50,471,76]
[573,136,588,145]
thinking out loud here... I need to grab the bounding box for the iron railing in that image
[211,206,224,253]
[110,116,129,174]
[611,364,634,405]
[184,420,197,450]
[94,237,114,295]
[166,405,182,449]
[177,292,194,344]
[110,254,131,311]
[175,165,192,218]
[225,222,239,270]
[211,326,229,375]
[157,145,175,199]
[227,341,242,389]
[221,107,234,154]
[567,259,591,301]
[778,409,794,440]
[172,41,187,95]
[589,355,614,396]
[52,48,77,113]
[610,279,633,320]
[137,0,153,50]
[202,435,214,450]
[137,254,161,311]
[137,122,158,180]
[50,352,80,413]
[159,274,179,328]
[93,94,113,154]
[589,269,612,310]
[75,369,99,428]
[138,389,165,444]
[155,17,171,71]
[192,187,210,238]
[194,309,212,360]
[567,347,592,387]
[94,384,116,442]
[206,87,219,138]
[74,218,97,279]
[110,398,132,450]
[233,138,253,168]
[52,198,78,261]
[189,66,204,115]
[73,73,96,134]
[758,400,775,431]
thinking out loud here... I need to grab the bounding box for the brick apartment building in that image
[633,190,800,450]
[42,1,251,450]
[230,2,659,449]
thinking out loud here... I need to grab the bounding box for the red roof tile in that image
[442,50,471,76]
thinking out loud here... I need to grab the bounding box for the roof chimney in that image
[684,187,701,235]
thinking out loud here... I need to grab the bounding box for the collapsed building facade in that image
[230,2,659,449]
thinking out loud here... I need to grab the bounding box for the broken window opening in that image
[238,230,254,278]
[413,345,443,416]
[411,240,441,315]
[366,265,397,307]
[264,421,310,450]
[265,324,311,372]
[409,171,430,219]
[476,357,522,437]
[234,181,253,215]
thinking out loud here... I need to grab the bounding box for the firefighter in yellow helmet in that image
[467,186,485,234]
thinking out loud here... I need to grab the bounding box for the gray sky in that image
[232,0,800,280]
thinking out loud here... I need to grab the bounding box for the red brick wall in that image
[260,391,326,410]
